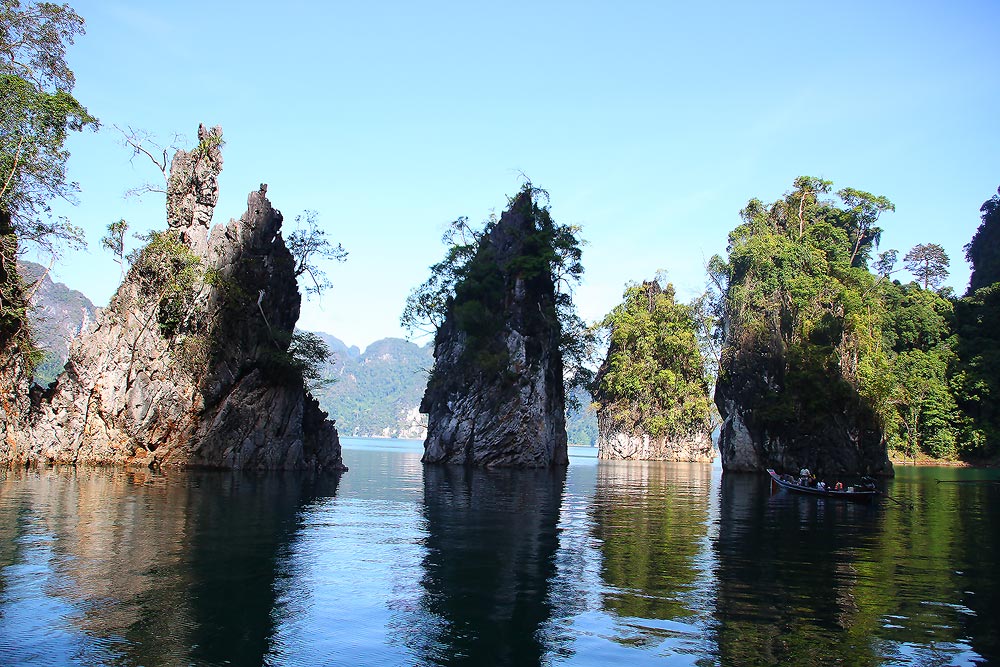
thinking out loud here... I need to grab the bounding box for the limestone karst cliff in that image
[1,125,344,470]
[714,354,889,476]
[712,179,893,477]
[420,190,568,467]
[592,280,713,462]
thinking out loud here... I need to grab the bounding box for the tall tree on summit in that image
[903,243,950,290]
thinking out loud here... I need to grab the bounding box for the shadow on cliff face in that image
[411,464,566,665]
[0,468,341,667]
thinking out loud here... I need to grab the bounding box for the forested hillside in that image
[713,179,1000,471]
[310,334,433,438]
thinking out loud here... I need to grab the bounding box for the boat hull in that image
[766,469,879,502]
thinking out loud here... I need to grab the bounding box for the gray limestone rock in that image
[597,417,713,462]
[714,341,891,478]
[4,127,343,471]
[420,190,567,467]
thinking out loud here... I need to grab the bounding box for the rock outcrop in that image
[1,211,35,460]
[592,280,714,462]
[715,371,890,477]
[714,320,891,477]
[2,125,344,470]
[597,416,713,461]
[420,190,567,467]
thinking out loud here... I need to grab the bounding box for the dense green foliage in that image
[965,188,1000,293]
[714,177,999,462]
[126,229,204,338]
[879,281,961,458]
[713,178,893,450]
[0,0,96,253]
[403,184,593,396]
[594,280,711,439]
[951,285,1000,456]
[1,0,94,373]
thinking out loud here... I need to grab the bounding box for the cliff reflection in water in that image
[414,465,566,666]
[714,472,887,666]
[713,471,996,666]
[2,445,997,666]
[0,467,340,667]
[589,461,716,650]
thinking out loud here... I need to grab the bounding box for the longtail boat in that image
[766,468,879,502]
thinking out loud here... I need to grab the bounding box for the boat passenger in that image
[834,481,843,491]
[817,481,826,491]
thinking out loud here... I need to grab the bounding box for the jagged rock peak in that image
[3,125,344,471]
[420,189,568,467]
[166,124,223,254]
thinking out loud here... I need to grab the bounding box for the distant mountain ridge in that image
[19,261,99,385]
[310,333,433,439]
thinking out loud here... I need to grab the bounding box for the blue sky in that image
[35,0,1000,349]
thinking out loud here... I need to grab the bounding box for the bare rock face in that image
[4,126,344,470]
[420,191,568,467]
[0,346,32,463]
[597,415,713,461]
[166,124,222,255]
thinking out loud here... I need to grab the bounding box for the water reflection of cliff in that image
[0,467,340,666]
[714,471,1000,665]
[714,472,889,666]
[590,461,714,644]
[414,465,566,666]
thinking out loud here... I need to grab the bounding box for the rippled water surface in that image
[1,439,997,666]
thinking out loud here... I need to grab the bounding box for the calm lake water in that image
[1,438,997,666]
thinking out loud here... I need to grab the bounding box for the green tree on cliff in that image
[593,279,711,440]
[964,186,1000,294]
[1,0,96,365]
[950,185,1000,458]
[712,177,900,471]
[1,0,97,250]
[879,281,960,459]
[402,183,594,400]
[713,177,975,464]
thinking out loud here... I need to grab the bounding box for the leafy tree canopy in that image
[713,177,902,461]
[286,209,348,299]
[0,0,97,254]
[594,279,711,439]
[402,183,594,401]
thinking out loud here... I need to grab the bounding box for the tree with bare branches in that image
[286,210,348,299]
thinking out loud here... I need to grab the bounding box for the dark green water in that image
[0,439,997,666]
